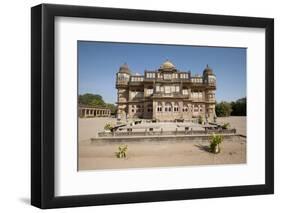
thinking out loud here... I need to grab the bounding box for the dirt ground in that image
[216,116,246,136]
[78,116,246,171]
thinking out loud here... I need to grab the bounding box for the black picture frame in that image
[31,3,274,209]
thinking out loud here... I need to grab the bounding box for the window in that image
[164,74,172,80]
[163,85,180,94]
[174,103,179,112]
[171,85,175,93]
[198,92,203,99]
[192,92,198,99]
[131,76,144,82]
[193,105,199,112]
[182,89,188,95]
[147,88,153,95]
[191,78,202,83]
[208,75,216,83]
[183,105,188,112]
[157,102,162,112]
[165,86,171,94]
[118,73,129,81]
[156,85,160,92]
[165,103,172,112]
[192,91,203,99]
[180,73,189,79]
[146,73,155,78]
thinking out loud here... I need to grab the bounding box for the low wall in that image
[91,134,243,144]
[98,129,236,137]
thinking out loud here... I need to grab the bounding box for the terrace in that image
[97,120,236,137]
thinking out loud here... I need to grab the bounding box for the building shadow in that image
[194,144,210,153]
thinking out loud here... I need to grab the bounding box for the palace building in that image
[116,60,216,121]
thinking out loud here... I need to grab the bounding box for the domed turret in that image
[160,59,176,70]
[203,64,214,76]
[118,63,131,75]
[203,64,216,85]
[116,63,131,87]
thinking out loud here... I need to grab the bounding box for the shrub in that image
[221,123,230,129]
[104,123,113,131]
[115,144,128,158]
[209,134,223,154]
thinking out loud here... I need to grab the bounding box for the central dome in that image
[160,60,175,70]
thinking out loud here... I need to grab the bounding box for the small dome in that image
[160,60,175,70]
[203,64,213,75]
[119,63,131,74]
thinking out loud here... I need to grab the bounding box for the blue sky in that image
[78,41,246,104]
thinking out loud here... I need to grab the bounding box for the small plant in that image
[221,123,230,129]
[115,144,128,158]
[198,115,203,124]
[104,123,114,131]
[209,134,223,154]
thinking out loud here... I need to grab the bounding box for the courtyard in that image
[78,116,246,170]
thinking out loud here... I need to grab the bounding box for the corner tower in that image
[116,63,131,120]
[203,65,217,120]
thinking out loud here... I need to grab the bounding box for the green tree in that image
[106,103,117,114]
[231,97,246,116]
[215,101,232,117]
[79,93,106,107]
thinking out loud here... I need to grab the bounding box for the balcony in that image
[152,93,186,99]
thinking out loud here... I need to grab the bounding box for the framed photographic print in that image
[31,3,274,209]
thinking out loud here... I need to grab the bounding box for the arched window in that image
[157,102,162,112]
[165,103,172,112]
[183,105,188,112]
[193,104,199,112]
[174,102,179,112]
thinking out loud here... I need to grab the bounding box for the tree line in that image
[78,93,117,114]
[215,97,246,117]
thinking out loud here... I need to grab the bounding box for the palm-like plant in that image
[209,134,223,154]
[115,144,128,158]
